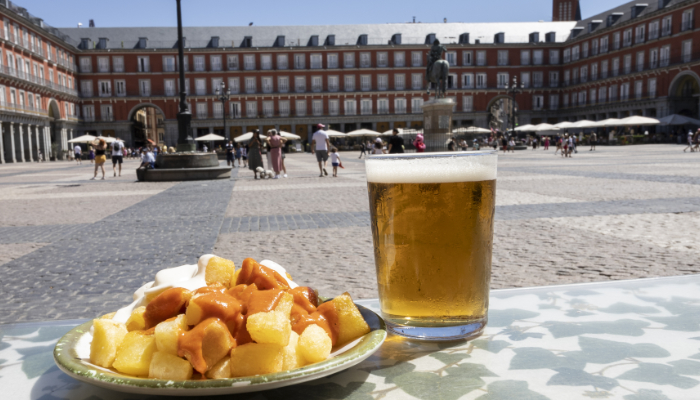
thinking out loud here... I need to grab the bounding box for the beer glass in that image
[365,151,497,340]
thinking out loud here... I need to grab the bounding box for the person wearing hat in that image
[372,137,386,154]
[311,123,331,177]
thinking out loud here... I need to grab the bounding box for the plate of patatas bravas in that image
[53,255,387,395]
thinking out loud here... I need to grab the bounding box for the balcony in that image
[0,65,78,97]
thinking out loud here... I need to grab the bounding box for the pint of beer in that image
[365,151,497,340]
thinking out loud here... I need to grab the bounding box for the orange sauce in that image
[236,258,290,290]
[178,318,234,374]
[144,287,191,329]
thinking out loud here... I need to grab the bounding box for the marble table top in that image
[1,275,699,399]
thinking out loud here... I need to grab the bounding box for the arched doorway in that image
[128,104,165,147]
[487,96,518,134]
[47,99,61,157]
[669,72,700,118]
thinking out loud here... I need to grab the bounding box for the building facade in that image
[0,0,699,162]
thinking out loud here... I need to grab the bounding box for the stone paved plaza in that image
[0,144,699,324]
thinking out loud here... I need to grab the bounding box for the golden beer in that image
[365,152,497,340]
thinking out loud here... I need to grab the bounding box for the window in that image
[191,55,205,72]
[79,57,91,73]
[98,80,111,96]
[518,72,529,89]
[579,91,586,106]
[295,100,306,116]
[563,48,571,63]
[260,101,273,118]
[549,71,559,87]
[227,55,239,70]
[549,94,559,110]
[244,54,255,70]
[310,54,322,69]
[115,80,126,96]
[592,39,599,56]
[580,66,588,83]
[377,52,388,67]
[394,74,405,90]
[521,50,530,65]
[649,78,657,98]
[591,63,598,80]
[329,99,339,116]
[682,9,694,31]
[164,79,176,96]
[80,80,92,97]
[497,50,508,66]
[636,52,644,72]
[462,51,473,66]
[571,91,576,107]
[313,99,323,116]
[360,52,371,68]
[246,101,257,117]
[193,102,207,119]
[261,54,272,70]
[412,73,422,89]
[462,73,473,89]
[344,52,355,68]
[649,48,659,68]
[262,77,273,93]
[344,99,356,115]
[533,95,544,110]
[195,78,206,95]
[394,98,407,114]
[412,51,422,67]
[210,55,222,71]
[600,36,609,53]
[328,76,338,92]
[682,40,692,63]
[360,98,372,115]
[360,75,371,91]
[312,76,322,92]
[327,53,338,68]
[139,79,151,96]
[276,54,288,69]
[228,77,240,94]
[583,42,589,58]
[446,51,457,66]
[624,54,632,74]
[476,73,487,89]
[635,80,643,99]
[620,82,630,101]
[572,45,579,61]
[649,20,660,40]
[135,56,150,72]
[623,29,632,47]
[533,72,543,88]
[662,16,672,36]
[609,84,618,102]
[295,76,306,92]
[660,45,670,67]
[635,25,646,44]
[278,100,289,117]
[245,77,256,93]
[564,70,570,86]
[278,76,289,93]
[210,102,222,119]
[573,68,579,84]
[598,86,606,103]
[476,51,486,66]
[533,50,543,65]
[83,105,95,122]
[162,56,175,72]
[613,32,620,50]
[601,60,609,78]
[497,73,509,88]
[549,49,559,65]
[97,57,109,73]
[612,58,620,76]
[459,95,473,112]
[590,88,596,105]
[344,75,355,91]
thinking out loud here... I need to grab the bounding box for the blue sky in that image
[19,0,627,27]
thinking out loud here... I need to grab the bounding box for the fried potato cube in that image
[148,351,193,380]
[144,287,192,329]
[90,319,128,368]
[298,324,332,364]
[100,311,116,320]
[333,292,371,346]
[246,310,291,346]
[230,343,283,377]
[179,318,235,374]
[205,356,232,379]
[201,322,235,370]
[113,331,158,376]
[204,255,236,288]
[281,331,305,371]
[126,306,147,332]
[275,292,294,318]
[155,314,188,355]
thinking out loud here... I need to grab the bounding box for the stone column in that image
[421,98,455,152]
[389,121,394,130]
[25,124,33,162]
[0,122,4,164]
[34,125,41,161]
[43,126,51,160]
[8,123,16,163]
[69,129,74,141]
[17,124,25,162]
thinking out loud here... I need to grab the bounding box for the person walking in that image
[684,130,695,152]
[266,129,287,179]
[234,142,242,167]
[242,143,248,167]
[91,138,107,180]
[358,141,366,159]
[248,130,264,180]
[311,123,331,177]
[225,140,235,167]
[501,136,508,153]
[544,136,550,150]
[508,138,516,153]
[330,148,342,177]
[73,144,82,165]
[88,145,95,163]
[589,132,597,151]
[387,128,405,154]
[111,138,124,177]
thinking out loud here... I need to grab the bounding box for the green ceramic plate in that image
[54,305,386,396]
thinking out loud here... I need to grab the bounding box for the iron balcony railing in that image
[0,65,78,96]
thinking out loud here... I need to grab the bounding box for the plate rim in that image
[53,304,386,395]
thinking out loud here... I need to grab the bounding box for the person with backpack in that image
[358,141,366,159]
[111,138,124,177]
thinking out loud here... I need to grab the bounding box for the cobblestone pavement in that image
[1,145,699,324]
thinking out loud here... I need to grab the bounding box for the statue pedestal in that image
[421,98,454,152]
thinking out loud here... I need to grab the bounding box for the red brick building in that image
[1,0,699,160]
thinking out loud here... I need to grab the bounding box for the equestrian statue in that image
[426,39,450,99]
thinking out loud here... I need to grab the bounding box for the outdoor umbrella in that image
[617,116,660,126]
[234,132,268,142]
[195,133,226,141]
[570,120,598,128]
[553,121,576,129]
[532,123,560,132]
[325,129,347,137]
[381,129,401,136]
[279,131,301,139]
[591,118,623,127]
[96,136,118,144]
[657,114,700,126]
[67,134,96,144]
[145,138,156,145]
[514,124,536,132]
[460,126,491,133]
[348,128,381,137]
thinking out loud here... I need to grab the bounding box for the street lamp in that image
[215,81,231,140]
[504,77,524,138]
[175,0,193,152]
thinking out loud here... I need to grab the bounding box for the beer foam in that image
[365,151,497,183]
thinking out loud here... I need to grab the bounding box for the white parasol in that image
[234,132,268,142]
[67,134,97,144]
[195,133,226,141]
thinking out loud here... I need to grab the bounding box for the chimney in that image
[89,19,95,28]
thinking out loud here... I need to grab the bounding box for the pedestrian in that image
[562,134,569,157]
[266,129,287,179]
[461,139,468,151]
[89,145,95,163]
[590,132,597,151]
[242,143,248,167]
[280,151,288,178]
[544,136,550,150]
[139,147,155,169]
[248,130,264,180]
[234,142,242,167]
[358,141,366,159]
[448,138,456,151]
[123,145,128,159]
[372,138,386,154]
[501,136,508,153]
[111,138,124,177]
[387,128,404,154]
[225,140,235,167]
[508,138,515,153]
[473,138,480,150]
[73,143,82,165]
[203,144,208,153]
[684,130,695,152]
[37,149,43,162]
[91,138,107,180]
[693,130,700,152]
[311,123,331,177]
[330,147,342,177]
[413,134,426,152]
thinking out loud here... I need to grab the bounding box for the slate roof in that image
[574,0,691,38]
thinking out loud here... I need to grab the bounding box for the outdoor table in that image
[2,275,699,399]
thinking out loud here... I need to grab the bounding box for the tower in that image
[552,0,581,21]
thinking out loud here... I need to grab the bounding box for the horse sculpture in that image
[426,59,450,99]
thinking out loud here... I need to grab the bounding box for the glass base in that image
[385,318,486,341]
